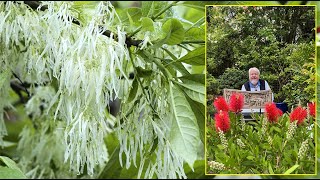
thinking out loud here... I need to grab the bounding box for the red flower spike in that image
[213,96,229,112]
[308,102,315,118]
[214,111,231,133]
[265,102,282,123]
[289,106,308,125]
[277,108,283,117]
[229,93,244,113]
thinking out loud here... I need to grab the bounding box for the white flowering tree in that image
[0,1,207,179]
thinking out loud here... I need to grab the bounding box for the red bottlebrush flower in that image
[214,110,231,133]
[213,96,229,112]
[308,102,315,118]
[229,93,244,113]
[289,106,308,125]
[277,108,283,117]
[265,103,282,123]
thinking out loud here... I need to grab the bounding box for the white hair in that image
[249,67,260,75]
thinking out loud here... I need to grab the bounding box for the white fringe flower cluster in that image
[218,128,228,149]
[267,136,273,146]
[298,139,309,160]
[115,63,187,179]
[259,117,268,140]
[1,1,129,176]
[240,118,246,131]
[208,161,225,171]
[286,121,297,141]
[236,138,245,148]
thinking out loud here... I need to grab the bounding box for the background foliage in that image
[206,5,315,109]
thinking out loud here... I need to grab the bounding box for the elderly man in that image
[241,67,271,91]
[241,67,273,120]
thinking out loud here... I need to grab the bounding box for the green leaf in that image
[217,144,225,150]
[177,46,205,66]
[136,66,153,78]
[268,163,274,174]
[141,17,154,32]
[185,27,205,41]
[242,161,255,166]
[137,50,170,78]
[273,126,282,133]
[173,79,205,105]
[141,1,166,17]
[284,164,300,174]
[185,96,205,143]
[191,66,205,74]
[261,143,271,150]
[162,48,190,75]
[162,18,185,45]
[273,135,281,149]
[184,160,212,179]
[168,83,200,169]
[147,137,158,156]
[0,156,26,178]
[141,1,154,17]
[162,59,190,76]
[0,156,23,172]
[118,7,142,27]
[246,156,254,160]
[0,166,26,179]
[98,146,122,179]
[178,74,205,85]
[251,168,260,174]
[127,78,139,103]
[2,141,16,148]
[126,8,142,26]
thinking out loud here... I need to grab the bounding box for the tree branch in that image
[23,1,47,11]
[12,71,30,98]
[10,81,30,103]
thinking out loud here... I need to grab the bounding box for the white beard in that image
[250,79,258,85]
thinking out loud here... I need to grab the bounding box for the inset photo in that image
[206,5,316,175]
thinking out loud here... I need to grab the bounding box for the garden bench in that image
[223,89,273,121]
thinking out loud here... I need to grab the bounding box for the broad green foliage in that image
[207,112,315,174]
[280,62,315,109]
[0,1,205,179]
[217,68,247,91]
